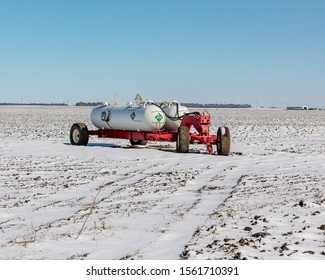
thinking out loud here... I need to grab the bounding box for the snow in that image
[0,106,324,260]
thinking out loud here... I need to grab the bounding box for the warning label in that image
[155,113,163,122]
[130,112,136,120]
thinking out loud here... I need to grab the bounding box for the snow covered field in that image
[0,106,324,260]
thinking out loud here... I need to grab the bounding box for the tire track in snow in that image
[179,153,325,260]
[122,157,258,259]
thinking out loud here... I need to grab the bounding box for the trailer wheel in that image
[130,139,148,146]
[216,127,230,156]
[70,123,89,146]
[176,126,189,153]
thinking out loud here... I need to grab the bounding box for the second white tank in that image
[161,100,189,130]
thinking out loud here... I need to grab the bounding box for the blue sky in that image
[0,0,324,107]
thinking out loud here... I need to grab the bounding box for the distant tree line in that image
[0,102,68,106]
[1,101,252,108]
[182,103,252,108]
[75,102,104,106]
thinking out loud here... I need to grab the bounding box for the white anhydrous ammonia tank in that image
[161,100,189,130]
[91,101,166,131]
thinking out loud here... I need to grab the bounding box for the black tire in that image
[130,139,148,146]
[70,123,89,146]
[176,126,189,153]
[216,127,230,156]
